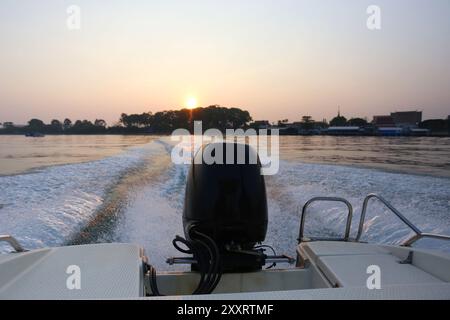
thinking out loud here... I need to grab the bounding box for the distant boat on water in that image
[25,132,45,137]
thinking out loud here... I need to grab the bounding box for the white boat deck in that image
[159,283,450,300]
[2,240,449,299]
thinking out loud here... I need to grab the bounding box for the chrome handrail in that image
[402,233,450,246]
[298,197,353,243]
[0,235,26,252]
[356,194,421,241]
[355,194,450,247]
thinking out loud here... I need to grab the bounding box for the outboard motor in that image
[183,142,268,273]
[145,142,293,296]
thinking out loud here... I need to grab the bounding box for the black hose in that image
[191,230,222,293]
[145,227,223,296]
[173,235,207,295]
[172,236,193,254]
[187,227,222,294]
[145,263,162,296]
[191,238,213,294]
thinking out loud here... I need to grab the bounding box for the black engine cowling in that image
[183,142,268,272]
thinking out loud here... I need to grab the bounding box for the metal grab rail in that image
[402,233,450,247]
[298,197,353,244]
[355,194,450,246]
[0,235,26,252]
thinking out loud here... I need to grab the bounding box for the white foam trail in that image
[0,143,157,252]
[113,140,189,270]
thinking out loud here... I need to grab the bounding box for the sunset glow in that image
[186,97,198,110]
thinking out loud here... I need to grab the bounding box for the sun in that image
[186,97,198,109]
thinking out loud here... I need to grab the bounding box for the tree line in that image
[274,115,369,129]
[0,105,253,135]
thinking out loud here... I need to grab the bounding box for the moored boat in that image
[24,132,45,137]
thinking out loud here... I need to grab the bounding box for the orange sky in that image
[1,0,449,125]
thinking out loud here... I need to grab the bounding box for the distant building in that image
[390,111,422,128]
[326,126,361,136]
[251,120,270,130]
[373,111,422,129]
[329,108,347,127]
[2,122,15,128]
[409,128,430,136]
[377,127,403,136]
[291,120,327,130]
[419,119,448,134]
[372,115,395,127]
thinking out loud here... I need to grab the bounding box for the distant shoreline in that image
[0,132,163,136]
[0,132,449,137]
[1,105,448,137]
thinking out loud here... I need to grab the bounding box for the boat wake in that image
[0,142,158,251]
[1,138,449,264]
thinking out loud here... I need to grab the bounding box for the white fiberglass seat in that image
[298,241,449,288]
[0,243,145,299]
